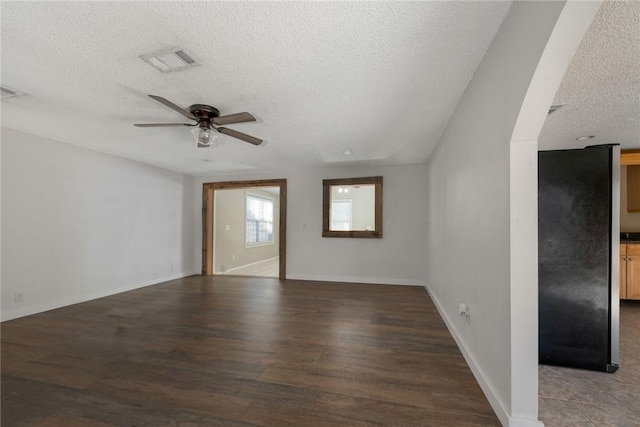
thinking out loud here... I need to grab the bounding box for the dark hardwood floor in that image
[1,276,499,426]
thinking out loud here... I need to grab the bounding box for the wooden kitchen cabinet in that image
[620,244,627,299]
[620,243,640,300]
[626,244,640,300]
[628,166,640,212]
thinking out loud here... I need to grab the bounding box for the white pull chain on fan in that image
[134,95,262,147]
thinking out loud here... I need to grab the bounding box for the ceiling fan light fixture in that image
[192,125,222,148]
[134,95,261,146]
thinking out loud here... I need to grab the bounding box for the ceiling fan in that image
[134,95,262,147]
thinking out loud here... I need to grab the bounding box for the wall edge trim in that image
[1,272,196,322]
[287,274,425,287]
[223,256,279,274]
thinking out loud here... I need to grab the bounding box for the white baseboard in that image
[223,256,279,273]
[508,418,544,427]
[424,285,543,427]
[1,271,195,322]
[287,273,426,287]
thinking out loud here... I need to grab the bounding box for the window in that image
[330,199,352,231]
[246,194,274,246]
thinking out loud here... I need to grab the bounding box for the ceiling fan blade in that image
[148,95,196,120]
[134,123,193,127]
[213,112,256,126]
[218,127,263,145]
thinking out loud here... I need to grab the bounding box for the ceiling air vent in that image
[140,48,198,73]
[548,104,566,115]
[0,85,24,100]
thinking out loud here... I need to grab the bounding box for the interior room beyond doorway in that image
[215,186,280,278]
[202,179,287,280]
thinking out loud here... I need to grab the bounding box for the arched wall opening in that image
[423,1,601,426]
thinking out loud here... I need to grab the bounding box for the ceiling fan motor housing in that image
[189,104,220,119]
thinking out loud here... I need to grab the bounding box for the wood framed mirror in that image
[322,176,383,238]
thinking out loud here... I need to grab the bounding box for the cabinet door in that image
[627,244,640,300]
[621,244,627,300]
[628,165,640,212]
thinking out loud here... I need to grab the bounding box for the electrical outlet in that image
[171,264,175,272]
[459,303,470,325]
[459,303,468,315]
[232,254,235,261]
[14,292,24,303]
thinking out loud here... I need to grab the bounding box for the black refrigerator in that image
[538,144,620,373]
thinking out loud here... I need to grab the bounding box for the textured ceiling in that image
[1,1,511,175]
[539,0,640,151]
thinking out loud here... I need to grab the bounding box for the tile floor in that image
[539,300,640,426]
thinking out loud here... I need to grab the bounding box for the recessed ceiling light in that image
[576,135,595,141]
[140,48,198,73]
[343,148,353,156]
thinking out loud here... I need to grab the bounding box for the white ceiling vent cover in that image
[140,48,198,73]
[0,85,24,100]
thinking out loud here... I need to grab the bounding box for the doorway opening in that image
[202,179,287,279]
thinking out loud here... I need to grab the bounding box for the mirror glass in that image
[323,176,382,238]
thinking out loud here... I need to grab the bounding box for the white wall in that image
[0,136,3,314]
[621,166,640,232]
[424,1,600,426]
[194,163,427,286]
[1,127,196,321]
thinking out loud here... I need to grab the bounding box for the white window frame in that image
[245,192,275,248]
